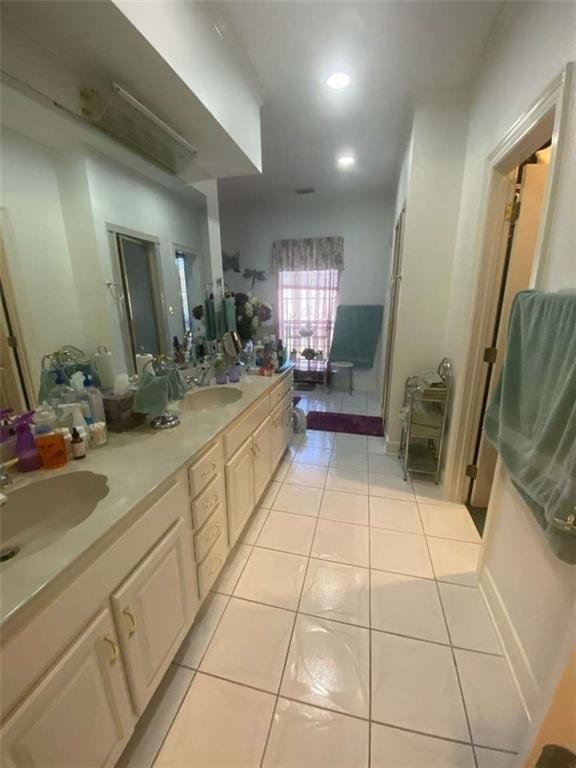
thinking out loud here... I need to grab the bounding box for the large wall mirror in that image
[0,81,214,409]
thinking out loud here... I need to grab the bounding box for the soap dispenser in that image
[14,412,42,472]
[34,404,68,469]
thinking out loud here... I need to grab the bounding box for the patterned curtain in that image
[272,237,344,272]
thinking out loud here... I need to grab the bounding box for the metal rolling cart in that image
[399,357,452,483]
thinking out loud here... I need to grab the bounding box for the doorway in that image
[468,146,551,512]
[113,232,166,372]
[381,207,405,430]
[444,68,570,514]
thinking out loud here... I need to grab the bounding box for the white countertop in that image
[0,370,292,627]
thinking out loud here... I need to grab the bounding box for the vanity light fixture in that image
[326,72,351,90]
[337,154,356,169]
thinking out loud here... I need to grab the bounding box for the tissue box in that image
[103,392,146,433]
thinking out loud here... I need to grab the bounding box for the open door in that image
[381,207,405,429]
[470,158,550,507]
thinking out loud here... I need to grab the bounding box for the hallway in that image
[119,430,528,768]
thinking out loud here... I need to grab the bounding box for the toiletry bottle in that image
[277,339,285,367]
[35,406,68,469]
[71,428,86,460]
[83,374,106,423]
[49,370,75,405]
[214,353,227,385]
[14,412,43,472]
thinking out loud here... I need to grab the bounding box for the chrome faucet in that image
[0,463,13,489]
[191,361,212,388]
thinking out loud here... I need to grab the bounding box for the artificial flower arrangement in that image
[234,292,273,341]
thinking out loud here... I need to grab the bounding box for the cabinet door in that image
[253,417,272,502]
[111,518,196,714]
[225,438,255,546]
[270,401,285,469]
[0,609,134,768]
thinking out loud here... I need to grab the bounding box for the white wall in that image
[0,129,85,385]
[113,0,262,172]
[219,192,394,388]
[436,1,576,743]
[386,87,470,445]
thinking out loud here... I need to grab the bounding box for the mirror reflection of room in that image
[0,86,212,408]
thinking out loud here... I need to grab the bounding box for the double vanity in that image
[0,368,293,767]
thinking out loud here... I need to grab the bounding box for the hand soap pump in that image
[14,412,42,472]
[34,403,68,469]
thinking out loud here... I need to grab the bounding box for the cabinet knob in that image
[252,442,261,457]
[123,607,137,637]
[204,493,218,513]
[201,461,217,478]
[102,632,119,664]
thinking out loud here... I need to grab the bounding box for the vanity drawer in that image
[194,503,227,563]
[224,396,270,459]
[189,441,223,498]
[197,533,228,598]
[270,376,293,408]
[192,473,226,530]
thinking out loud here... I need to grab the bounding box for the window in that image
[175,252,192,333]
[277,269,339,358]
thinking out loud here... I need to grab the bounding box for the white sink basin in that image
[179,386,242,412]
[0,471,109,561]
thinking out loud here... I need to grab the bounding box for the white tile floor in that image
[119,416,528,768]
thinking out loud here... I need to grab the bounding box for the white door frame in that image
[381,206,405,429]
[107,225,168,373]
[444,64,574,502]
[0,213,36,409]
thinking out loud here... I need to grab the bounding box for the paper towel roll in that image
[94,347,115,389]
[136,354,153,379]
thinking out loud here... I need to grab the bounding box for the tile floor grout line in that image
[166,665,519,758]
[257,455,329,768]
[417,502,480,768]
[367,464,373,768]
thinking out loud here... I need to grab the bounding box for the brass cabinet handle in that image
[102,632,119,664]
[209,555,223,576]
[204,493,218,513]
[123,607,137,637]
[252,442,260,457]
[201,461,217,478]
[207,523,221,544]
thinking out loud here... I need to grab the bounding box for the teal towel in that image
[166,369,187,401]
[329,305,384,368]
[204,298,217,341]
[484,290,576,564]
[133,371,168,417]
[224,296,237,333]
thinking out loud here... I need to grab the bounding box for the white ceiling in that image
[216,0,505,205]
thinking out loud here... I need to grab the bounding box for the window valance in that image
[272,236,344,272]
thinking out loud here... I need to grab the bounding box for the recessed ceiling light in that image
[326,72,351,90]
[337,154,355,169]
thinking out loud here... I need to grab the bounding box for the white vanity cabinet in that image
[224,376,293,547]
[225,437,256,546]
[111,518,195,714]
[0,609,134,768]
[271,391,293,468]
[252,417,272,501]
[0,371,294,768]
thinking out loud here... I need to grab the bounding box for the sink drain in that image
[0,546,19,562]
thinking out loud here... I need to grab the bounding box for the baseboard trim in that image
[479,567,540,720]
[385,436,400,455]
